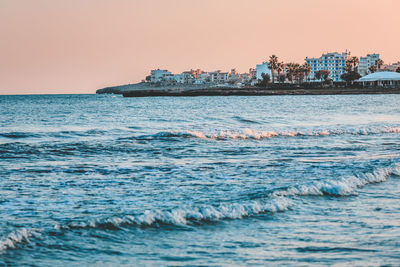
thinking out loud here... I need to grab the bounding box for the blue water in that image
[1,94,400,266]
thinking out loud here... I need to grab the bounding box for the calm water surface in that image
[0,94,400,266]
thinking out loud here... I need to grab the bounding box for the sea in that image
[0,94,399,266]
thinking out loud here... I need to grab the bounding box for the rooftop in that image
[358,71,400,81]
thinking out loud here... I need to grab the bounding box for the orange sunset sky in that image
[1,0,399,94]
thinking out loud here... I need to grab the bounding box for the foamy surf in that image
[3,164,400,256]
[272,164,400,197]
[138,126,400,141]
[57,197,290,231]
[0,229,37,252]
[55,164,400,232]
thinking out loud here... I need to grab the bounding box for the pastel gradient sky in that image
[1,0,399,94]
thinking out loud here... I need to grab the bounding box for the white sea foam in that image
[59,197,290,230]
[162,126,400,141]
[272,165,400,197]
[0,228,36,252]
[57,164,400,231]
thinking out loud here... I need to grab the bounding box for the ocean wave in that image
[0,228,37,252]
[232,116,261,124]
[272,164,400,197]
[1,164,398,255]
[55,164,400,232]
[0,132,41,139]
[135,126,400,141]
[0,129,107,140]
[2,126,399,142]
[57,197,290,230]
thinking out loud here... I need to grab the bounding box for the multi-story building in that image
[382,62,400,72]
[358,54,380,76]
[229,69,240,82]
[148,68,264,85]
[256,62,272,81]
[305,51,349,82]
[173,73,194,84]
[239,73,253,83]
[249,68,256,79]
[200,73,211,83]
[183,69,203,79]
[150,69,172,82]
[209,71,229,84]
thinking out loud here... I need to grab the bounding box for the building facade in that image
[382,62,400,72]
[150,69,172,82]
[358,54,380,76]
[256,62,272,81]
[305,52,349,82]
[209,71,229,83]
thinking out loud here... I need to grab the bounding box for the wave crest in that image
[273,165,399,197]
[136,126,400,141]
[58,197,290,230]
[57,164,400,232]
[0,228,37,252]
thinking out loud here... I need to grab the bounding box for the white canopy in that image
[358,71,400,82]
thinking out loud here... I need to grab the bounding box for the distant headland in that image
[96,82,400,97]
[96,52,400,97]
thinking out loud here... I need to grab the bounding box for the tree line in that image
[259,55,395,86]
[266,55,312,84]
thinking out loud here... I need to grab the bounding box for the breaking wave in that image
[136,126,400,141]
[57,197,290,231]
[55,164,400,232]
[273,164,400,197]
[2,164,399,254]
[0,228,37,252]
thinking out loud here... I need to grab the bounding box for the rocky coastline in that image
[96,83,400,97]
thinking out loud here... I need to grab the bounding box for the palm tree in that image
[345,57,359,72]
[302,63,311,82]
[375,59,384,71]
[345,60,353,73]
[316,70,330,84]
[268,55,279,83]
[276,62,284,83]
[369,65,377,73]
[286,63,300,83]
[285,63,295,83]
[294,64,304,84]
[351,56,359,72]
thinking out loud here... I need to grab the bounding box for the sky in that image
[1,0,399,94]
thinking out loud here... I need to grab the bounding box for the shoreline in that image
[120,87,400,97]
[95,83,400,97]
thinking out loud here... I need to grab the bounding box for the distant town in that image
[145,51,400,87]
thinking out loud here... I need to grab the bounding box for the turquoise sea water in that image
[1,94,400,266]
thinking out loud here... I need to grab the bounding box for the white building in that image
[147,68,257,85]
[383,62,400,72]
[200,73,211,83]
[357,71,400,87]
[172,73,194,84]
[305,51,349,82]
[150,69,172,82]
[209,71,229,83]
[229,69,240,82]
[256,62,272,81]
[358,54,380,76]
